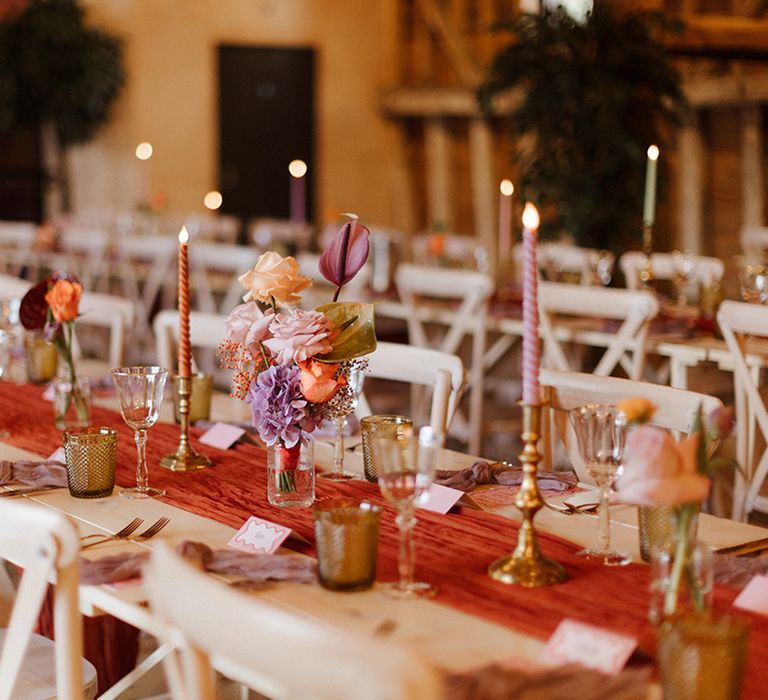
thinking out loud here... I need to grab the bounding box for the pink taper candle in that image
[521,203,541,405]
[177,226,191,378]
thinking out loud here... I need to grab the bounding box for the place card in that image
[199,422,245,450]
[541,619,637,676]
[419,483,464,514]
[42,383,55,402]
[733,575,768,616]
[47,447,66,463]
[228,516,291,555]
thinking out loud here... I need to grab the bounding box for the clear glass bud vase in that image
[267,437,315,507]
[53,375,92,431]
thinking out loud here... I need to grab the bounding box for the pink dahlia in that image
[263,310,335,364]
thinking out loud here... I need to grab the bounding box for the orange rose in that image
[45,279,82,323]
[299,359,345,404]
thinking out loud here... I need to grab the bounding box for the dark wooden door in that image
[218,45,315,226]
[0,126,43,222]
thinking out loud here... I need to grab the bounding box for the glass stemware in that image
[569,404,630,566]
[112,366,168,499]
[672,249,696,307]
[738,257,768,304]
[321,363,365,481]
[373,426,442,599]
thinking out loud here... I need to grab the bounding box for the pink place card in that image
[734,575,768,616]
[47,447,66,462]
[228,516,291,555]
[199,422,246,450]
[541,619,637,676]
[42,383,55,402]
[419,483,464,514]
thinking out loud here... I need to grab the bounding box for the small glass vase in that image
[267,437,315,508]
[53,375,92,430]
[639,504,700,563]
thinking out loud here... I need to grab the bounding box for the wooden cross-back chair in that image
[189,242,261,314]
[538,282,659,381]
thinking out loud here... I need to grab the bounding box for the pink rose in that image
[615,425,710,506]
[263,310,334,364]
[238,251,311,305]
[223,303,273,355]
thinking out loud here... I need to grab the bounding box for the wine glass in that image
[321,363,365,481]
[569,404,629,566]
[373,426,442,598]
[112,366,168,499]
[738,257,768,304]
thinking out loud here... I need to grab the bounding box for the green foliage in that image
[480,7,688,250]
[0,0,124,146]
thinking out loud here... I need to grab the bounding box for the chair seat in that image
[0,629,98,699]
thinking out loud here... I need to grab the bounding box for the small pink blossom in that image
[223,303,273,355]
[263,310,335,365]
[615,425,710,506]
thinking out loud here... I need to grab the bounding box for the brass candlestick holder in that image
[160,375,212,471]
[639,223,654,287]
[488,402,567,587]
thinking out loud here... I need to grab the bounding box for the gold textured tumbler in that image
[360,415,413,482]
[63,427,118,498]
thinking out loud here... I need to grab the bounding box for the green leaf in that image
[314,302,376,363]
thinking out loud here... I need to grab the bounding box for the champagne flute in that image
[569,404,629,566]
[112,366,167,499]
[374,426,442,599]
[321,362,365,481]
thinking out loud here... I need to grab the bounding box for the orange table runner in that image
[3,382,768,695]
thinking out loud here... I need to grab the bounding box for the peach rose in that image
[299,359,345,403]
[617,397,656,425]
[45,279,82,323]
[238,252,311,305]
[615,425,710,506]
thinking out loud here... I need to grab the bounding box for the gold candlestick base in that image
[160,375,212,471]
[488,402,567,587]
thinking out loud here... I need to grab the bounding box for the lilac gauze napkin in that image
[79,540,317,586]
[434,461,575,493]
[0,460,68,488]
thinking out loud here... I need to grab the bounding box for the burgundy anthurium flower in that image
[319,218,370,301]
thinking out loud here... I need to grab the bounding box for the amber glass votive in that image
[314,499,380,591]
[63,427,117,498]
[24,332,58,384]
[360,415,413,483]
[173,373,213,423]
[658,614,749,700]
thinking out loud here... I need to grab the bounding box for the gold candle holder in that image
[160,375,212,471]
[488,402,567,587]
[639,223,654,287]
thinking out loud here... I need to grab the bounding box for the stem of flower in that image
[664,504,694,617]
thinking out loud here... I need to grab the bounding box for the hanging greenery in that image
[480,7,688,250]
[0,0,124,145]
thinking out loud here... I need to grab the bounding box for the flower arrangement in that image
[615,398,735,617]
[19,272,89,426]
[219,218,376,492]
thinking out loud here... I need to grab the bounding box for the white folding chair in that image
[144,543,441,700]
[356,341,466,435]
[394,263,493,454]
[540,368,723,485]
[538,282,659,381]
[619,251,724,291]
[717,301,768,520]
[42,226,111,293]
[73,291,135,374]
[249,218,313,252]
[513,241,613,286]
[189,243,261,313]
[0,222,39,279]
[0,500,96,700]
[185,213,240,245]
[410,231,490,272]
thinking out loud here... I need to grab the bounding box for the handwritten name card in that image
[734,575,768,616]
[199,423,245,450]
[419,483,464,514]
[228,516,291,555]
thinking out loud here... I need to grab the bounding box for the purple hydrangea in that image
[245,364,321,447]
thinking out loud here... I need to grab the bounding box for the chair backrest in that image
[619,251,724,290]
[540,368,723,483]
[0,222,38,278]
[144,543,442,700]
[0,500,83,700]
[538,282,659,381]
[717,300,768,520]
[513,242,613,285]
[153,310,227,374]
[356,341,466,434]
[56,226,111,292]
[75,291,135,367]
[189,243,261,313]
[740,225,768,256]
[410,232,490,272]
[249,218,313,252]
[185,213,240,244]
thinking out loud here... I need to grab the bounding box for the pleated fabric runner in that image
[4,382,768,696]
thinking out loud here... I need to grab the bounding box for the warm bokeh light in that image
[522,203,540,230]
[340,211,359,220]
[135,142,153,160]
[288,159,308,178]
[203,191,223,210]
[647,145,660,161]
[500,179,514,196]
[178,226,189,244]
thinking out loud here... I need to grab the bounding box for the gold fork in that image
[80,518,143,547]
[81,517,170,550]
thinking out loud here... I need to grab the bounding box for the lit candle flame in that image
[288,159,308,178]
[178,226,189,244]
[500,179,514,196]
[522,203,540,230]
[647,145,660,161]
